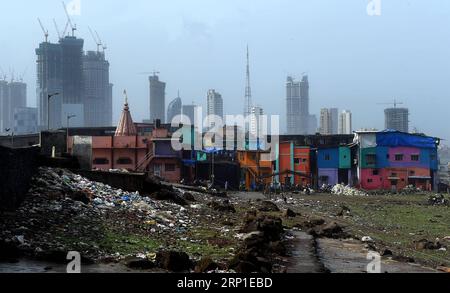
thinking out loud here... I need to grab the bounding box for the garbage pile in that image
[401,185,422,194]
[331,184,368,196]
[427,194,449,206]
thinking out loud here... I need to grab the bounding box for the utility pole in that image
[66,114,76,153]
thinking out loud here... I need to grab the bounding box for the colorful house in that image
[237,150,273,190]
[317,146,352,186]
[275,141,311,186]
[354,130,440,191]
[69,96,182,183]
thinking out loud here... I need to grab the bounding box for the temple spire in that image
[115,89,137,136]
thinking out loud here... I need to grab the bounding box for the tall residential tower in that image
[149,74,166,123]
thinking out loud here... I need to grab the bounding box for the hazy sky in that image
[0,0,449,141]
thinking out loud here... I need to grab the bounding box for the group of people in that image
[241,180,313,196]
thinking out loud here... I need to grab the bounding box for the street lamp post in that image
[47,92,60,130]
[4,128,13,147]
[66,114,76,153]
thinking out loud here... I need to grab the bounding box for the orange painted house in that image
[237,150,273,190]
[275,142,312,186]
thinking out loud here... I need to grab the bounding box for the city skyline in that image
[0,1,449,140]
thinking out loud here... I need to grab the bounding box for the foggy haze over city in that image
[0,0,449,140]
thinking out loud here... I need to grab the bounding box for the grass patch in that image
[98,228,163,255]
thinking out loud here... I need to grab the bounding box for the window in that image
[294,158,300,165]
[117,157,132,164]
[386,154,390,159]
[395,154,404,161]
[411,155,419,161]
[367,179,373,183]
[365,154,376,165]
[409,170,415,176]
[165,164,176,172]
[93,158,109,165]
[372,169,380,176]
[325,154,331,161]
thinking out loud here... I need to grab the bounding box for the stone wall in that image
[0,145,40,211]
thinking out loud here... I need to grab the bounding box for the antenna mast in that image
[244,45,253,117]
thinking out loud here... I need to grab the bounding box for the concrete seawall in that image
[0,146,40,211]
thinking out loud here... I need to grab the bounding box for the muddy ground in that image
[0,170,449,273]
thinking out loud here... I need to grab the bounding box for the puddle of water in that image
[0,259,151,273]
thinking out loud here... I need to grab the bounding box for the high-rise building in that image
[339,110,352,134]
[286,75,311,135]
[83,50,112,127]
[167,93,182,124]
[320,108,339,135]
[250,106,264,138]
[286,76,301,135]
[36,36,85,130]
[385,107,409,133]
[0,80,10,132]
[13,107,38,134]
[320,109,331,135]
[36,41,63,129]
[207,89,224,128]
[9,81,27,112]
[60,36,84,128]
[0,80,27,133]
[308,114,318,134]
[299,75,310,133]
[182,104,200,126]
[330,108,339,134]
[149,74,166,123]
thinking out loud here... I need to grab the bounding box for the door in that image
[154,164,162,177]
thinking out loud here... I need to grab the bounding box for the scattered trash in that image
[428,194,449,206]
[361,236,374,243]
[331,184,368,196]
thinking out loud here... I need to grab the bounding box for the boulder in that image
[381,249,393,256]
[268,241,287,256]
[284,209,297,218]
[209,200,236,213]
[182,192,196,202]
[151,189,187,206]
[156,251,192,272]
[414,239,442,250]
[310,222,348,239]
[258,201,280,212]
[125,257,155,270]
[194,257,219,273]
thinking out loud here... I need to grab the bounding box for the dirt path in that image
[284,231,325,273]
[285,231,439,273]
[317,238,439,273]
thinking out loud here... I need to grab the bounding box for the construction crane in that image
[37,18,49,42]
[18,66,28,82]
[62,1,77,36]
[0,66,6,81]
[53,19,62,39]
[377,99,404,108]
[88,26,102,52]
[138,71,160,76]
[95,30,107,52]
